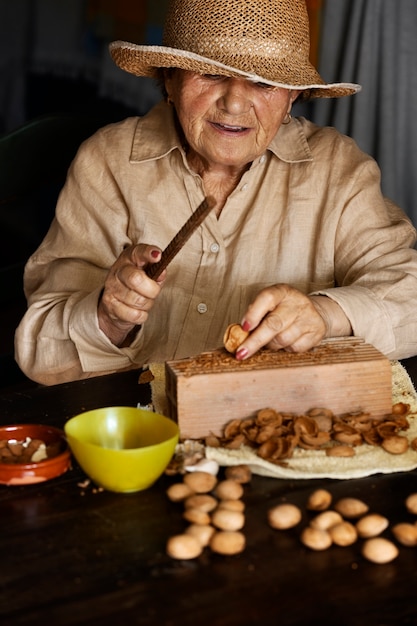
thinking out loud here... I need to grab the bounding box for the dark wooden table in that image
[1,360,417,626]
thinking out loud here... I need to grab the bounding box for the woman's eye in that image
[203,74,223,81]
[254,81,276,91]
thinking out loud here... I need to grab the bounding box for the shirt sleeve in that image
[15,124,145,385]
[312,175,417,359]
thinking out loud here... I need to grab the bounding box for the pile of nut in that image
[0,437,52,464]
[165,464,417,564]
[166,465,251,559]
[206,403,414,462]
[269,488,417,564]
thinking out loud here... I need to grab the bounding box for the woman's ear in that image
[290,89,303,104]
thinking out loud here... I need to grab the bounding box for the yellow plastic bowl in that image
[64,407,179,493]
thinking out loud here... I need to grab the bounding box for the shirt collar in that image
[130,101,182,163]
[268,117,313,163]
[130,101,313,164]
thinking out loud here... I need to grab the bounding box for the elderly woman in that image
[15,0,417,385]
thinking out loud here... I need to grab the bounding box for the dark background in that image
[1,0,416,388]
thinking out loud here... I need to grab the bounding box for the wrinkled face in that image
[165,70,299,172]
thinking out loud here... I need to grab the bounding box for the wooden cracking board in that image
[165,338,393,440]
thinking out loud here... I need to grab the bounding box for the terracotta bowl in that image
[0,424,71,486]
[64,406,179,493]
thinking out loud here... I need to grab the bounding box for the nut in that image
[217,499,245,513]
[405,493,417,515]
[310,510,343,531]
[391,523,417,546]
[268,503,302,530]
[185,524,215,547]
[183,507,211,525]
[328,521,358,546]
[223,324,250,353]
[361,538,399,564]
[210,531,246,555]
[214,479,244,500]
[300,527,332,551]
[306,489,332,511]
[166,534,203,560]
[183,471,217,494]
[184,494,218,512]
[211,509,245,531]
[334,497,369,519]
[225,464,252,484]
[30,443,48,463]
[166,482,194,502]
[356,514,389,538]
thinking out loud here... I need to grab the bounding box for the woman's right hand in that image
[97,244,165,346]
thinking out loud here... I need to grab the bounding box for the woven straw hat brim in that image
[109,42,361,99]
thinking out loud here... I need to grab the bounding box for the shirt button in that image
[241,183,248,191]
[210,242,220,253]
[197,302,208,314]
[259,155,266,164]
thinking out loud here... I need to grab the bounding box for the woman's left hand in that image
[235,284,328,360]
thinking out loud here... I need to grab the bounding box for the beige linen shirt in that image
[15,101,417,385]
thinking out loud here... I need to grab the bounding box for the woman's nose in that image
[218,79,253,114]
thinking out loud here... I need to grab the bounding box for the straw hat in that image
[109,0,360,99]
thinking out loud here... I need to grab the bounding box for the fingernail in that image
[241,320,251,332]
[235,347,249,360]
[151,249,160,259]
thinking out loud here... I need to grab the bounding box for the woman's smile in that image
[210,121,251,134]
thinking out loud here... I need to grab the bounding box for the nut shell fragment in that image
[381,435,409,455]
[326,445,355,458]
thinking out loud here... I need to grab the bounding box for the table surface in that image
[1,359,417,626]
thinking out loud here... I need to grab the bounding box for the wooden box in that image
[165,338,393,440]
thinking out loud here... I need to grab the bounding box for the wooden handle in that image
[145,196,215,280]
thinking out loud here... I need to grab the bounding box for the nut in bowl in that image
[0,424,71,486]
[64,407,179,493]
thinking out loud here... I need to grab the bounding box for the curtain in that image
[308,0,417,225]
